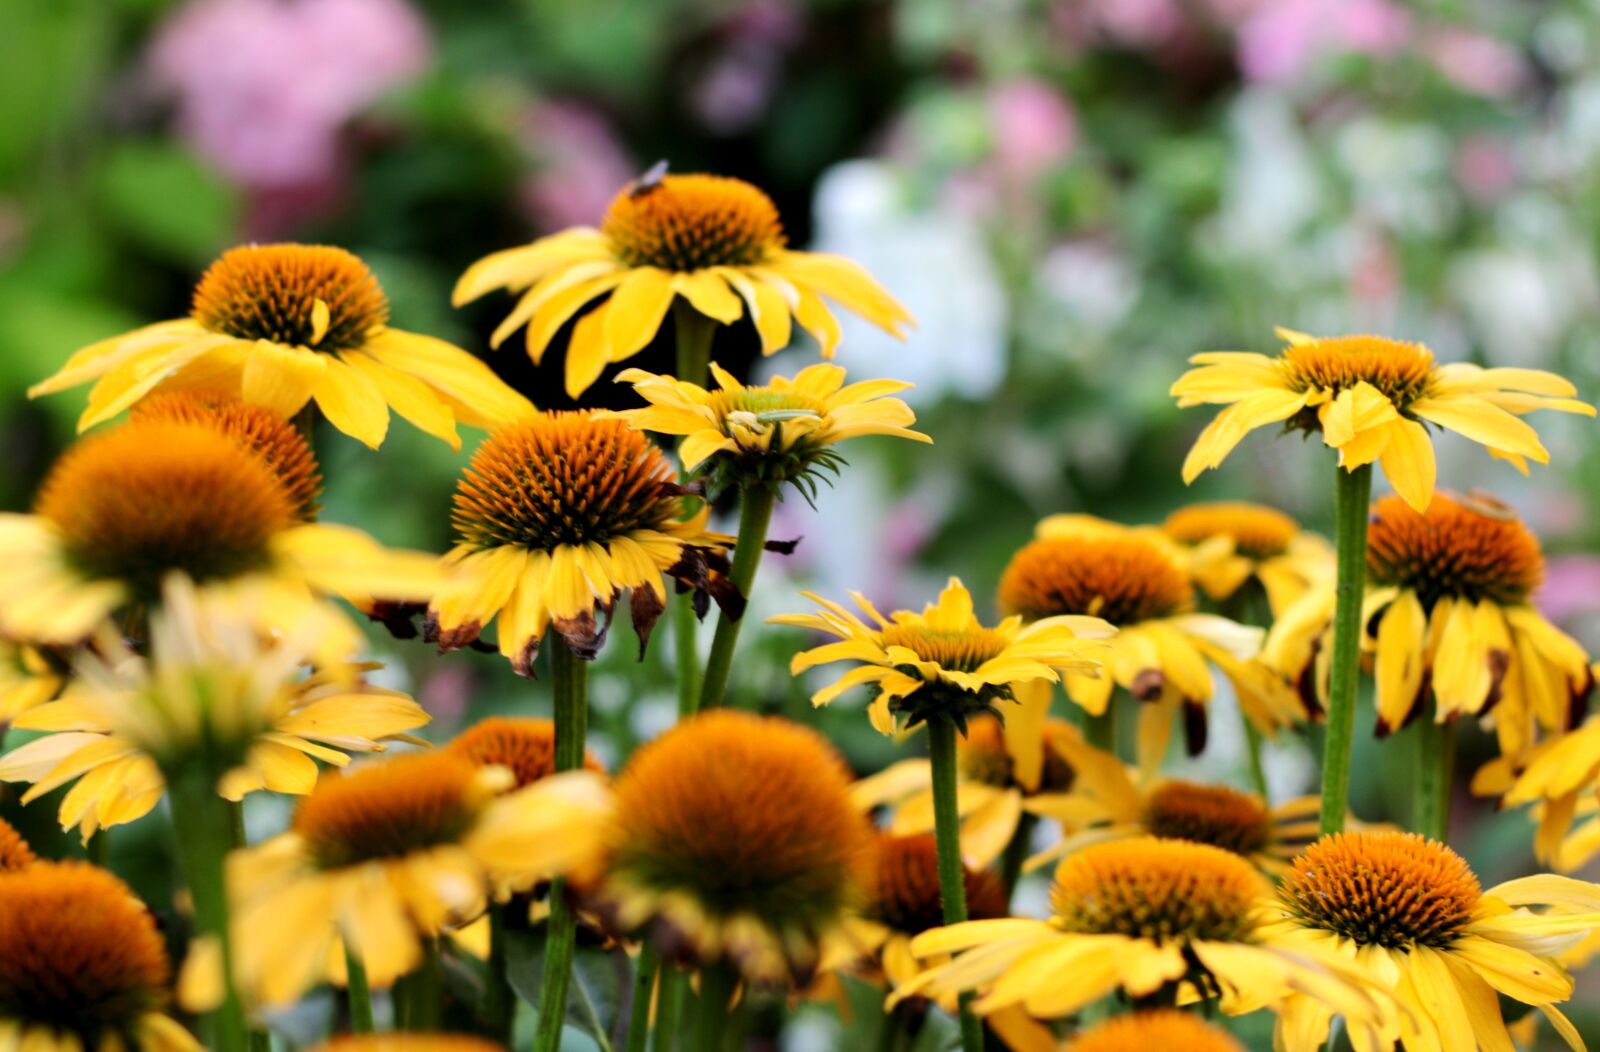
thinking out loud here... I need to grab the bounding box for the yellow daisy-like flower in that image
[453,172,914,397]
[1162,502,1332,618]
[1172,328,1594,512]
[0,816,36,871]
[308,1038,507,1052]
[1063,1011,1244,1052]
[890,838,1388,1040]
[0,640,66,723]
[1483,713,1600,872]
[998,519,1299,770]
[0,861,201,1052]
[1264,831,1600,1052]
[426,411,731,673]
[609,361,929,496]
[228,751,608,1007]
[0,418,440,656]
[30,243,532,449]
[581,710,872,987]
[1262,492,1592,758]
[773,577,1112,735]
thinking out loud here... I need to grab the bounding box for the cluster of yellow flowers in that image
[3,169,1600,1052]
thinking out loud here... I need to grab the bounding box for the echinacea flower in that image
[447,717,605,788]
[1172,328,1594,512]
[1264,831,1600,1051]
[1063,1010,1244,1052]
[608,362,929,499]
[1262,493,1592,757]
[425,411,731,673]
[0,861,201,1052]
[228,751,608,1007]
[1480,714,1600,871]
[580,710,872,987]
[998,519,1299,768]
[0,640,65,722]
[890,838,1388,1039]
[0,418,440,657]
[453,172,914,396]
[0,816,36,871]
[773,577,1112,735]
[307,1038,507,1052]
[1162,501,1332,618]
[30,243,532,449]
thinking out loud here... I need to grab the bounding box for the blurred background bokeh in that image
[4,0,1600,1045]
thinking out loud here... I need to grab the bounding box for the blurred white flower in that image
[1038,238,1139,332]
[1214,90,1320,256]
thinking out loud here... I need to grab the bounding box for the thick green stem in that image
[398,938,443,1031]
[88,828,110,867]
[625,943,661,1052]
[1319,464,1373,835]
[166,768,248,1052]
[691,962,738,1052]
[653,966,686,1052]
[1415,718,1456,842]
[486,905,514,1043]
[1083,706,1116,756]
[698,486,776,710]
[1242,720,1271,801]
[344,946,375,1034]
[674,598,702,718]
[534,643,590,1052]
[673,300,717,386]
[926,719,984,1052]
[998,813,1038,901]
[671,300,718,718]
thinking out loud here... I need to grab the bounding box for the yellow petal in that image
[242,342,327,417]
[603,267,676,361]
[314,354,390,448]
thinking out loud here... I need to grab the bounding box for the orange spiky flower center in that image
[1366,492,1543,607]
[1163,502,1299,561]
[294,753,487,869]
[192,243,388,352]
[1278,334,1436,407]
[602,174,786,272]
[1051,838,1263,943]
[1142,781,1272,858]
[1279,831,1481,949]
[0,818,35,872]
[448,717,604,789]
[999,535,1193,625]
[868,834,1007,935]
[1066,1010,1245,1052]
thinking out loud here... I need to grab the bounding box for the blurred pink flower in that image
[517,101,635,233]
[149,0,431,189]
[1425,28,1527,99]
[1538,554,1600,625]
[988,78,1077,183]
[1455,135,1519,204]
[1237,0,1409,83]
[690,0,802,134]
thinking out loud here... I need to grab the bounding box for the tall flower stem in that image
[1415,717,1456,842]
[486,904,514,1043]
[344,946,375,1034]
[926,718,984,1052]
[691,962,738,1052]
[1221,592,1271,801]
[534,642,590,1052]
[1083,706,1116,757]
[672,301,718,717]
[1242,721,1271,801]
[653,965,686,1052]
[699,485,776,710]
[398,939,443,1031]
[998,813,1038,900]
[166,767,248,1052]
[624,943,661,1052]
[1319,463,1373,835]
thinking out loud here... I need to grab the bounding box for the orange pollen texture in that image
[879,624,1009,675]
[0,862,170,1034]
[1366,492,1543,607]
[1051,837,1264,942]
[191,243,389,352]
[132,391,322,520]
[448,717,604,789]
[1279,831,1481,949]
[1142,781,1271,858]
[1164,502,1298,560]
[294,753,484,870]
[311,1037,510,1052]
[1278,334,1435,405]
[1066,1010,1245,1052]
[868,834,1007,935]
[605,710,870,929]
[35,420,294,601]
[999,535,1193,625]
[602,174,786,271]
[0,817,36,871]
[453,412,681,552]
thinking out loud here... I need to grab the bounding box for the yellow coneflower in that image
[0,816,36,871]
[1173,328,1594,512]
[0,640,65,723]
[453,172,913,397]
[0,419,439,656]
[448,717,605,787]
[228,751,608,1007]
[1263,831,1600,1051]
[308,1038,507,1052]
[31,244,532,448]
[580,710,871,987]
[998,519,1300,770]
[426,411,730,674]
[0,861,201,1052]
[1162,502,1332,618]
[1064,1011,1244,1052]
[1482,712,1600,870]
[891,838,1388,1037]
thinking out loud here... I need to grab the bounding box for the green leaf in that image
[92,143,237,265]
[504,924,631,1052]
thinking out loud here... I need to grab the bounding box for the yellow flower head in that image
[892,837,1388,1036]
[452,172,914,397]
[1172,328,1595,512]
[0,641,66,724]
[231,751,608,1007]
[585,710,872,987]
[1065,1010,1244,1052]
[1162,501,1333,618]
[427,411,731,673]
[30,243,532,449]
[609,362,929,499]
[1493,715,1600,873]
[308,1039,507,1052]
[0,817,35,872]
[447,717,606,789]
[773,577,1112,736]
[0,861,200,1052]
[1264,831,1600,1052]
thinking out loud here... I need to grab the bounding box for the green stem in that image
[344,945,375,1034]
[671,300,718,719]
[534,643,590,1052]
[1083,706,1116,756]
[875,1002,911,1052]
[88,828,109,867]
[625,943,660,1052]
[399,939,443,1031]
[998,813,1038,901]
[653,966,686,1052]
[1242,720,1271,802]
[487,905,514,1044]
[166,768,248,1052]
[1415,718,1456,842]
[673,299,717,386]
[926,719,984,1052]
[1319,463,1373,836]
[698,486,776,711]
[227,807,271,1052]
[691,963,738,1052]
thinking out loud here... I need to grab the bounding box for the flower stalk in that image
[624,942,660,1052]
[533,642,590,1052]
[926,717,985,1052]
[486,904,514,1043]
[692,961,739,1052]
[343,945,375,1034]
[1415,717,1455,842]
[1319,463,1373,835]
[699,484,776,710]
[673,300,717,717]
